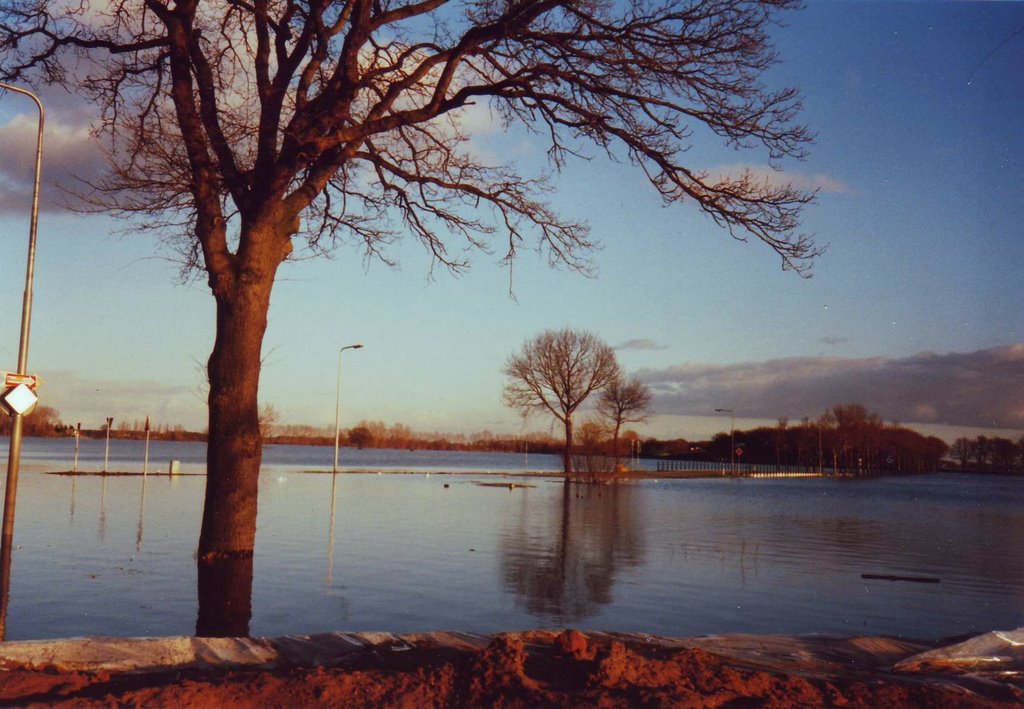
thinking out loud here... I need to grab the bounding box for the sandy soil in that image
[0,630,1020,708]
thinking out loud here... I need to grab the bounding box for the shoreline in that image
[42,468,724,480]
[0,629,1019,707]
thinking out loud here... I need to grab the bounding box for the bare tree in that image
[257,403,280,439]
[950,437,971,470]
[2,0,818,626]
[504,329,620,477]
[596,375,652,467]
[572,417,614,481]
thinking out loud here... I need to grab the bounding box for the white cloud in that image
[36,370,207,431]
[0,112,106,214]
[708,164,852,194]
[616,338,668,351]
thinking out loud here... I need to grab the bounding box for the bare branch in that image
[2,0,819,281]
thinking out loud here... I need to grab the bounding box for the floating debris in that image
[861,573,940,584]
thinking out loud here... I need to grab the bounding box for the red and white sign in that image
[4,372,39,389]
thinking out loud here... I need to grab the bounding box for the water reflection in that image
[0,532,11,640]
[0,464,1020,641]
[196,553,253,637]
[326,473,339,587]
[98,476,107,541]
[68,473,76,524]
[136,473,148,552]
[500,483,645,622]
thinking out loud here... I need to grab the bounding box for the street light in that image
[715,408,735,470]
[0,82,44,642]
[0,82,44,544]
[333,344,363,473]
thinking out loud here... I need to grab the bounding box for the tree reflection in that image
[500,483,644,623]
[196,553,253,637]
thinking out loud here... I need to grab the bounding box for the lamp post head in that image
[714,408,733,414]
[341,343,364,352]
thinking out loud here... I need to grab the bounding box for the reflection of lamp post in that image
[715,408,735,469]
[0,82,44,547]
[333,344,363,473]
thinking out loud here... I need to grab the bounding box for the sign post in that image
[104,417,114,472]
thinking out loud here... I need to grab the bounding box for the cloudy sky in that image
[1,1,1022,443]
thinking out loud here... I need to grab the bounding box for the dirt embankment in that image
[1,630,1020,708]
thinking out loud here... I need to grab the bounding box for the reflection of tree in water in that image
[500,483,645,623]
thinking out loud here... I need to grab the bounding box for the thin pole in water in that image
[143,416,151,475]
[104,417,113,472]
[73,423,81,473]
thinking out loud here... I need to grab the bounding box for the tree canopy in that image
[1,0,818,278]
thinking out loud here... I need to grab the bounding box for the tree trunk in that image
[563,414,574,480]
[199,280,272,558]
[196,267,274,636]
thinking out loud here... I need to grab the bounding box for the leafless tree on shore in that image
[597,375,652,466]
[504,329,620,477]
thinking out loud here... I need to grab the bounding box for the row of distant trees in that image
[0,408,202,441]
[950,435,1024,473]
[8,399,1019,477]
[0,406,64,438]
[645,404,950,475]
[268,419,565,455]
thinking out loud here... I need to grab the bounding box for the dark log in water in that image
[861,573,941,584]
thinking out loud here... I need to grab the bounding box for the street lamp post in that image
[0,82,44,544]
[0,82,44,642]
[333,344,363,473]
[715,408,735,471]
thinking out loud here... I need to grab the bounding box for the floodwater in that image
[0,438,1021,642]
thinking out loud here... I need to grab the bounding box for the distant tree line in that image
[0,406,65,438]
[10,401,1020,477]
[644,404,951,475]
[950,435,1024,473]
[0,405,562,453]
[267,419,565,455]
[0,408,205,441]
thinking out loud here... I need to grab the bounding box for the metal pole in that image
[730,413,735,468]
[332,344,362,473]
[0,83,43,640]
[104,417,113,472]
[1,82,44,546]
[73,423,80,473]
[818,422,823,476]
[715,408,735,473]
[143,416,150,475]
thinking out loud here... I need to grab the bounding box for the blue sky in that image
[1,1,1022,442]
